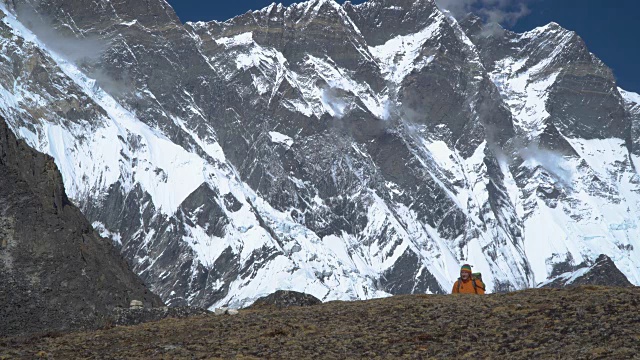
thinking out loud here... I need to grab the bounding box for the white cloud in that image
[435,0,532,27]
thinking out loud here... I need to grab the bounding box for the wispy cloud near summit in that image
[435,0,532,27]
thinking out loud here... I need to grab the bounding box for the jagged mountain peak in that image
[188,0,372,64]
[8,0,181,34]
[461,16,576,44]
[243,0,350,23]
[194,0,360,31]
[534,21,567,32]
[518,21,580,46]
[290,0,346,13]
[620,88,640,107]
[489,20,624,140]
[541,254,634,288]
[347,0,437,10]
[345,0,443,45]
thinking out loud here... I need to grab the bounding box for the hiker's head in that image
[460,264,472,280]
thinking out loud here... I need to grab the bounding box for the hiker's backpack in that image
[457,272,486,294]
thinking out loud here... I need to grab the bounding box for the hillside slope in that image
[1,286,638,359]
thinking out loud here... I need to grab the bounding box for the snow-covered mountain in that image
[0,0,638,309]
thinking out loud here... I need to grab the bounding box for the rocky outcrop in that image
[0,115,163,337]
[541,254,634,288]
[249,290,322,309]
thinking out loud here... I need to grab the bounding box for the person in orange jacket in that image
[452,264,485,294]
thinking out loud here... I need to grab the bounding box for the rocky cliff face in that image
[0,0,637,310]
[0,114,163,337]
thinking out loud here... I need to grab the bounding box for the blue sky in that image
[167,0,639,93]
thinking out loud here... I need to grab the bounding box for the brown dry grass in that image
[1,286,639,359]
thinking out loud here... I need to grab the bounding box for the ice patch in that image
[369,12,444,84]
[215,32,254,47]
[268,131,294,148]
[619,87,640,107]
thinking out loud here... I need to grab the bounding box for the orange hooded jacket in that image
[452,277,486,294]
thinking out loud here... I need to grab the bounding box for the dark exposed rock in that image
[542,254,634,288]
[0,115,163,337]
[379,248,444,295]
[249,290,322,309]
[178,183,229,238]
[621,89,640,158]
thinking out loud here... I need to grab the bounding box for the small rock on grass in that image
[214,307,239,316]
[214,307,228,316]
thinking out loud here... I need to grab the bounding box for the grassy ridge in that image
[2,286,639,359]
